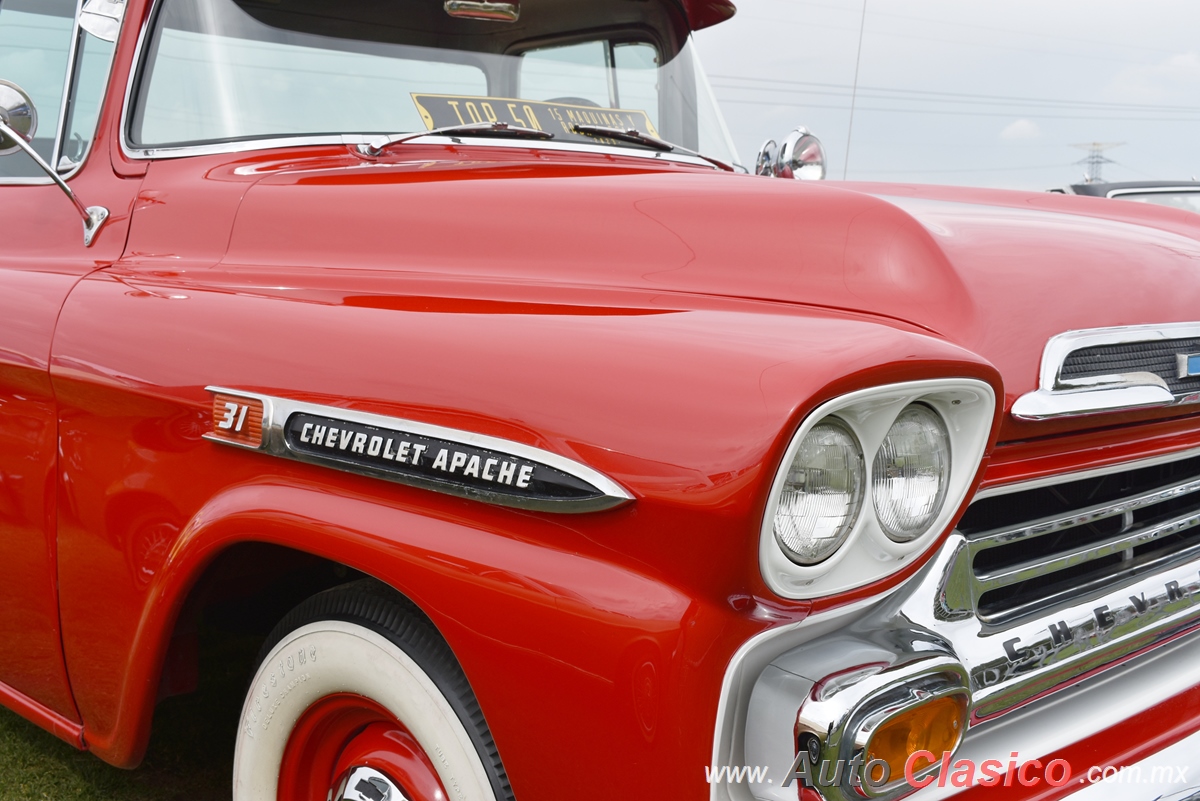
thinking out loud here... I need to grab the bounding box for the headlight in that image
[872,404,951,542]
[773,418,865,565]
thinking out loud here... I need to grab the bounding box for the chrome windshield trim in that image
[0,177,57,187]
[123,131,722,168]
[1012,322,1200,420]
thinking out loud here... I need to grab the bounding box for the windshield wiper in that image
[359,121,554,156]
[571,124,735,172]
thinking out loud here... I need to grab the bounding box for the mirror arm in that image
[0,119,109,247]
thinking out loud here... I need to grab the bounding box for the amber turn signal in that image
[864,694,968,783]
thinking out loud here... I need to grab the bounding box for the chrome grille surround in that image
[1013,322,1200,420]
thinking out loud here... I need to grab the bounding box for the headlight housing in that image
[760,380,995,599]
[773,418,865,565]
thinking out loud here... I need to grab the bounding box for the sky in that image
[694,0,1200,190]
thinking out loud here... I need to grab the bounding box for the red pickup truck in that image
[1,1,1199,800]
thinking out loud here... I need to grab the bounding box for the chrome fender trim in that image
[203,387,633,514]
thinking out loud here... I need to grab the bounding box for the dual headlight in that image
[775,405,949,565]
[761,380,995,598]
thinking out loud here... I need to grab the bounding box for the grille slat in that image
[974,507,1200,592]
[966,475,1200,548]
[959,452,1200,623]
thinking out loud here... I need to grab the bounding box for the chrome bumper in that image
[715,534,1200,801]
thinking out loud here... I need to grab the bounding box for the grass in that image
[0,629,259,801]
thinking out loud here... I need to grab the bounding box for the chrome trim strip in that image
[1108,185,1200,198]
[1012,322,1200,420]
[0,177,56,186]
[202,387,633,514]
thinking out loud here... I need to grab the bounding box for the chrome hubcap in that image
[334,766,405,801]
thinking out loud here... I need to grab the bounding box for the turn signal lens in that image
[773,418,865,565]
[872,404,951,542]
[865,694,967,783]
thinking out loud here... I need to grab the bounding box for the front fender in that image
[70,479,772,801]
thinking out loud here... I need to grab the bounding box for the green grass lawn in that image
[0,630,258,801]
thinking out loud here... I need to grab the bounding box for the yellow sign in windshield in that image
[412,94,659,146]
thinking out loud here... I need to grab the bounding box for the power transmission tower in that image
[1070,142,1123,183]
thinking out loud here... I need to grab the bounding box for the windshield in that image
[129,0,740,167]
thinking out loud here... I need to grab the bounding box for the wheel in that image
[233,580,513,801]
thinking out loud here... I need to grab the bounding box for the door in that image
[0,0,135,721]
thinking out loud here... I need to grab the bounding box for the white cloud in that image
[1108,50,1200,103]
[1000,119,1042,140]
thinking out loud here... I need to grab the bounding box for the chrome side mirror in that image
[756,127,827,181]
[0,80,109,247]
[0,79,36,156]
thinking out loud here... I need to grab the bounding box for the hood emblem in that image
[1179,352,1200,379]
[203,387,632,514]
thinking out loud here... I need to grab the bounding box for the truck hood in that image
[225,155,1200,437]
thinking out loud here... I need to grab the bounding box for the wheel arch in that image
[82,481,498,768]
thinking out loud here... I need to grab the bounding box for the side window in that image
[0,0,75,178]
[0,0,118,178]
[520,39,660,130]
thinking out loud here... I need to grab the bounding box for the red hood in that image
[223,153,1200,440]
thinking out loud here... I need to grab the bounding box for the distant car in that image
[1051,180,1200,214]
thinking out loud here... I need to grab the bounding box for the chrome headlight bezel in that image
[760,379,995,599]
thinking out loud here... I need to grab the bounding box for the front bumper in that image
[714,543,1200,801]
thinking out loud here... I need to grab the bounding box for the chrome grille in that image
[1060,336,1200,395]
[957,452,1200,623]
